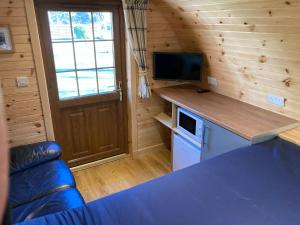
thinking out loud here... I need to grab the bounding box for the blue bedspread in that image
[17,138,300,225]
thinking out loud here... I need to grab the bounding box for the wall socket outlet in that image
[208,76,218,87]
[267,94,285,107]
[16,76,29,88]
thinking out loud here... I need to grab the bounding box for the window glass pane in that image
[56,71,78,99]
[98,68,116,93]
[71,12,93,41]
[95,41,114,68]
[77,70,98,96]
[48,10,117,100]
[52,43,75,72]
[93,12,113,40]
[74,42,95,69]
[48,11,72,42]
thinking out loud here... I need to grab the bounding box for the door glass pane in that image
[56,71,78,99]
[48,11,72,42]
[71,12,93,41]
[52,43,75,72]
[77,70,98,96]
[93,12,113,40]
[74,42,95,69]
[98,68,116,93]
[96,41,114,68]
[48,10,117,100]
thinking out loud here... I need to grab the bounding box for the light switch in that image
[208,76,218,87]
[16,76,29,88]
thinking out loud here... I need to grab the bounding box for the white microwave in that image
[177,107,204,143]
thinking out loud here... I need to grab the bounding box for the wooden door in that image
[35,0,128,167]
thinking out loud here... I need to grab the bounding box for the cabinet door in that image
[202,120,251,160]
[173,133,201,171]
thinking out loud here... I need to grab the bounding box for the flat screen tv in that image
[153,52,203,81]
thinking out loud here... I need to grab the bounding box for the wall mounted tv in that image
[153,52,203,81]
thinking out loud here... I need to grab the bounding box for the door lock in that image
[118,81,123,102]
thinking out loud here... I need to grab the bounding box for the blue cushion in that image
[12,188,84,224]
[10,141,62,175]
[10,160,75,208]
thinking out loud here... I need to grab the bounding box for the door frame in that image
[25,0,55,140]
[24,0,137,155]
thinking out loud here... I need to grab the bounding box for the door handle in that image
[203,125,210,147]
[117,81,123,102]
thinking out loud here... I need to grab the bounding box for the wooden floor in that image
[73,149,172,202]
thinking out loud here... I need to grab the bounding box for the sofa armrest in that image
[10,141,62,174]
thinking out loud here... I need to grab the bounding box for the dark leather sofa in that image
[9,141,85,224]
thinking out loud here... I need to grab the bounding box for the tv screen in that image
[153,52,203,81]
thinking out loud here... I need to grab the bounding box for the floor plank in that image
[73,149,172,202]
[279,127,300,146]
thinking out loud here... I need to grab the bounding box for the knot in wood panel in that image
[34,123,42,128]
[259,55,267,63]
[178,7,184,12]
[282,78,292,87]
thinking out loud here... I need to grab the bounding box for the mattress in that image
[17,138,300,225]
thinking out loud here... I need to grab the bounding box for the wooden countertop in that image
[154,85,300,142]
[279,127,300,146]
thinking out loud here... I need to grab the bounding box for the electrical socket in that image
[208,76,218,87]
[267,94,285,107]
[16,76,29,88]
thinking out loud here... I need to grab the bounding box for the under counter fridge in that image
[172,133,201,171]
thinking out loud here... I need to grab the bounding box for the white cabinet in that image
[173,133,201,171]
[172,108,251,170]
[202,120,251,160]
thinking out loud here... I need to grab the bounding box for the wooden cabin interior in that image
[1,0,300,224]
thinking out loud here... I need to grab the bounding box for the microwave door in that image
[179,112,196,135]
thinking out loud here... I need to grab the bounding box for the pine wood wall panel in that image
[0,0,47,147]
[3,0,298,152]
[0,0,182,150]
[138,0,300,151]
[136,1,185,151]
[151,0,300,121]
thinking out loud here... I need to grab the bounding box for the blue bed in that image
[17,138,300,225]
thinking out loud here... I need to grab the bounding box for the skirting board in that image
[71,153,130,172]
[133,143,169,157]
[71,143,169,172]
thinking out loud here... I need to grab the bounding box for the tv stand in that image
[154,84,299,140]
[153,84,300,169]
[153,85,300,170]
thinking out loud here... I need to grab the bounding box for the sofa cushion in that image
[12,188,85,224]
[10,141,62,175]
[10,160,75,208]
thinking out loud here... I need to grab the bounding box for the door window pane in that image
[71,12,93,41]
[56,71,78,99]
[74,42,95,69]
[93,12,113,40]
[77,70,98,96]
[52,43,75,72]
[96,41,114,68]
[48,10,117,100]
[48,11,72,42]
[98,68,116,93]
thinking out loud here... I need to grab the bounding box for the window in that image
[48,11,116,100]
